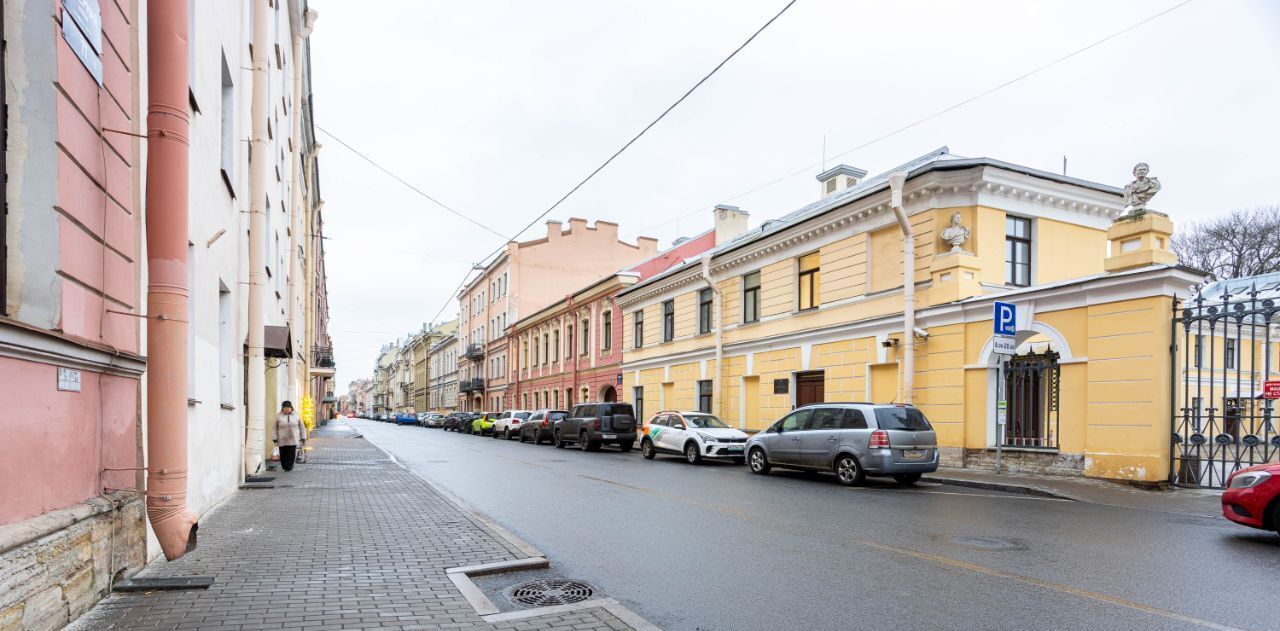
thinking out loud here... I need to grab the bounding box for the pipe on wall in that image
[144,0,199,560]
[699,254,725,423]
[244,0,270,475]
[888,171,914,405]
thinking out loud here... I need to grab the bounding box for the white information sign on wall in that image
[993,335,1017,356]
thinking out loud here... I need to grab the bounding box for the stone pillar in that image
[928,251,983,305]
[1103,213,1177,273]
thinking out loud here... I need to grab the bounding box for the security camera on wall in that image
[881,338,900,348]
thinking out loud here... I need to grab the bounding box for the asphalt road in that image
[348,419,1280,631]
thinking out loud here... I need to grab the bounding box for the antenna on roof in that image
[1063,155,1067,176]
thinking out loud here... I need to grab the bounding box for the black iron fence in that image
[313,346,334,368]
[1172,284,1280,488]
[1002,350,1061,449]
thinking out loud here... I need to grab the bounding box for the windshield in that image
[604,404,635,417]
[685,414,729,429]
[549,412,568,421]
[873,407,932,431]
[514,412,531,420]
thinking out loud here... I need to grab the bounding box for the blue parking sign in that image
[994,302,1017,337]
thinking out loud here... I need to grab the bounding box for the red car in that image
[1222,463,1280,535]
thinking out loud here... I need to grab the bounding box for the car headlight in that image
[697,432,717,443]
[1229,471,1271,488]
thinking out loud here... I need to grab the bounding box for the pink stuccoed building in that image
[507,207,747,415]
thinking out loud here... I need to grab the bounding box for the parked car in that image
[376,413,389,422]
[394,413,417,426]
[745,403,938,485]
[640,411,749,464]
[422,413,446,428]
[445,413,471,432]
[553,403,637,451]
[519,410,568,444]
[493,410,532,440]
[471,412,499,436]
[1222,463,1280,536]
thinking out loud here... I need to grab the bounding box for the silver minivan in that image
[744,403,938,485]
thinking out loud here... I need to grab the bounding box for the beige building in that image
[457,219,659,411]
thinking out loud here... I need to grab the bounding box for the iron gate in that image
[1172,284,1280,488]
[1003,350,1061,449]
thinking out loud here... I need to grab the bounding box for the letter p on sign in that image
[994,302,1017,337]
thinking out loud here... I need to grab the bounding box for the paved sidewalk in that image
[70,423,637,631]
[925,466,1223,518]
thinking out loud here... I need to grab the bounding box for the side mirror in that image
[673,423,685,430]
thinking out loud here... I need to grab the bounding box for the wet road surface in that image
[350,419,1280,631]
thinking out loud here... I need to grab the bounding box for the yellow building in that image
[618,148,1201,483]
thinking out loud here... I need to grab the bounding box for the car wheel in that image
[893,473,922,486]
[749,448,770,475]
[618,441,634,453]
[684,442,702,465]
[533,432,543,445]
[641,440,656,460]
[579,431,591,451]
[518,431,527,443]
[835,454,866,486]
[554,431,566,449]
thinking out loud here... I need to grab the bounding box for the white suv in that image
[493,410,532,440]
[640,411,750,464]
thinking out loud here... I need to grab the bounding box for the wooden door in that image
[795,371,825,407]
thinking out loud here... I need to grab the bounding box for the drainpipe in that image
[888,171,914,405]
[699,255,725,423]
[244,0,271,475]
[287,10,315,407]
[145,0,199,560]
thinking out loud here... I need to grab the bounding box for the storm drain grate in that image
[505,578,596,607]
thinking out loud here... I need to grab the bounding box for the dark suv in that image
[554,403,638,451]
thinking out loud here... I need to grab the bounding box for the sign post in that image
[992,302,1017,474]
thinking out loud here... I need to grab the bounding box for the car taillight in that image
[541,419,549,428]
[593,419,602,431]
[869,430,890,449]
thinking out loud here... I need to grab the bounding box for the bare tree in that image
[1171,206,1280,280]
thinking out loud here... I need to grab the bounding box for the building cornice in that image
[0,318,147,378]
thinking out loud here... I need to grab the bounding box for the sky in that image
[306,0,1280,390]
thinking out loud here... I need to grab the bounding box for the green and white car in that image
[640,411,750,464]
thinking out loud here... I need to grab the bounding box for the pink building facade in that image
[508,230,718,411]
[1,2,149,627]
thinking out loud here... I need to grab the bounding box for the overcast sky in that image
[307,0,1280,390]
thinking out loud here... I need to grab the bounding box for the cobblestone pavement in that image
[70,423,636,631]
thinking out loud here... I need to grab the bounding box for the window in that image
[602,310,612,350]
[698,288,712,334]
[697,380,712,413]
[1194,335,1203,368]
[633,311,644,348]
[1225,338,1237,369]
[807,408,842,430]
[633,386,644,421]
[581,318,589,355]
[742,271,760,323]
[543,333,550,365]
[798,252,820,310]
[841,409,868,429]
[553,330,560,362]
[779,409,811,432]
[532,339,539,366]
[219,52,235,189]
[566,324,574,357]
[662,300,675,342]
[1005,216,1031,286]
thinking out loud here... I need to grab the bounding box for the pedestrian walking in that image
[273,401,306,471]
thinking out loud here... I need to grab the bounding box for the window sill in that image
[988,446,1059,453]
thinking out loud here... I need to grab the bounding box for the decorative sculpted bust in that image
[940,212,970,252]
[1122,162,1161,214]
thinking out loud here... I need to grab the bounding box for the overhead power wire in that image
[315,124,508,240]
[421,0,800,327]
[637,0,1197,235]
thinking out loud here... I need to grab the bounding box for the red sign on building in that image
[1263,381,1280,399]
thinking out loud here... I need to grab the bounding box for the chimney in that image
[714,205,749,245]
[816,164,868,198]
[546,220,563,241]
[567,217,588,234]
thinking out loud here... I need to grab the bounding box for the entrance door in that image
[795,371,825,407]
[601,385,617,402]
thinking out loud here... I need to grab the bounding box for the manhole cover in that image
[938,535,1026,551]
[506,578,596,607]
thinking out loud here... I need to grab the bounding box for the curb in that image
[923,474,1080,501]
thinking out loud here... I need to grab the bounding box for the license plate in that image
[902,449,926,459]
[725,446,744,453]
[602,434,617,439]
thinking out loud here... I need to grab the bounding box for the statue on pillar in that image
[1122,162,1161,217]
[940,212,970,253]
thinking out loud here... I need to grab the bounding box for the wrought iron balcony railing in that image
[313,346,335,368]
[463,344,485,360]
